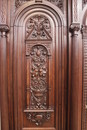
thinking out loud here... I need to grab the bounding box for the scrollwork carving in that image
[26,15,52,41]
[15,0,63,12]
[30,45,49,109]
[26,112,51,125]
[47,0,63,12]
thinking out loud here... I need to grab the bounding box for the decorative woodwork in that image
[0,24,9,130]
[24,15,54,125]
[0,0,83,130]
[69,23,81,130]
[15,0,64,12]
[26,15,52,41]
[82,25,87,130]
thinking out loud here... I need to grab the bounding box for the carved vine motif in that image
[30,45,48,109]
[26,15,52,41]
[47,0,63,12]
[26,112,51,125]
[15,0,63,12]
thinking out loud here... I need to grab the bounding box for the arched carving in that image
[25,15,52,41]
[13,1,66,129]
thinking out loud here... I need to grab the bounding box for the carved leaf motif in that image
[26,112,51,126]
[30,45,48,109]
[15,0,63,12]
[26,15,52,41]
[47,0,63,12]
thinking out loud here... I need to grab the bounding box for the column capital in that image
[69,23,80,35]
[0,24,9,37]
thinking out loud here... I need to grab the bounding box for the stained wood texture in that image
[0,26,9,130]
[13,2,67,130]
[82,26,87,130]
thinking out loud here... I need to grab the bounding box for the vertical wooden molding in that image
[81,25,87,130]
[72,0,78,22]
[0,0,7,24]
[0,25,9,130]
[69,23,80,130]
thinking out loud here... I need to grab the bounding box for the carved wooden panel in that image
[15,0,64,12]
[24,14,54,126]
[25,15,52,41]
[82,26,87,130]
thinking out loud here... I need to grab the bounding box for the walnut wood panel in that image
[13,3,67,130]
[82,26,87,130]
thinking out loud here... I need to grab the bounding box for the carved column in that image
[69,23,80,130]
[0,25,9,130]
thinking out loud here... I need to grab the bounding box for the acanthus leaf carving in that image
[15,0,63,12]
[26,15,52,41]
[30,45,48,110]
[26,112,51,126]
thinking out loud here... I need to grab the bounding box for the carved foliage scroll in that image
[24,14,53,126]
[47,0,63,12]
[26,15,52,41]
[30,45,48,109]
[15,0,64,12]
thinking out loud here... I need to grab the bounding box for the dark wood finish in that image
[0,0,85,130]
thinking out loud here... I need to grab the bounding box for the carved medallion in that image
[26,15,52,41]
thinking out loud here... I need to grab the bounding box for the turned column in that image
[69,23,80,130]
[0,25,9,130]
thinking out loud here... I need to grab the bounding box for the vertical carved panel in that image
[0,0,7,24]
[82,26,87,130]
[30,45,48,109]
[24,15,54,126]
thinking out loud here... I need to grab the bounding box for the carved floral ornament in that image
[24,14,53,126]
[25,15,52,41]
[15,0,64,12]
